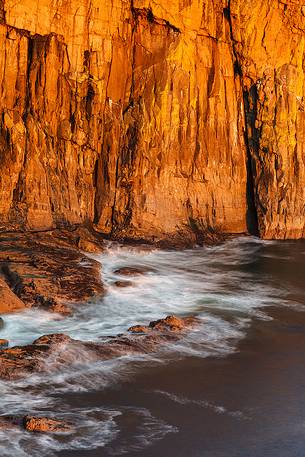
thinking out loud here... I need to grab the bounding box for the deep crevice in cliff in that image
[225,1,259,236]
[242,89,260,236]
[131,5,181,34]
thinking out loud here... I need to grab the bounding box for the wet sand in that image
[57,305,305,457]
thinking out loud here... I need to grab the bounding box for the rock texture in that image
[0,316,198,379]
[0,0,303,240]
[0,228,104,314]
[23,415,72,433]
[0,415,72,433]
[230,0,305,239]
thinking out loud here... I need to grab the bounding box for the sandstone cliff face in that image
[0,0,303,241]
[231,0,305,239]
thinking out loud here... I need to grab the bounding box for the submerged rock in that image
[0,415,22,430]
[113,280,134,288]
[114,266,155,276]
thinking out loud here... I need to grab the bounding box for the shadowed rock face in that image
[0,316,198,380]
[230,1,305,239]
[0,0,303,241]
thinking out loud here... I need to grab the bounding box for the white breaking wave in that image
[153,390,249,420]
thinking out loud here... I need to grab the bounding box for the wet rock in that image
[77,238,102,253]
[114,266,155,276]
[0,344,50,379]
[0,415,22,430]
[149,315,191,331]
[0,277,25,313]
[128,315,197,333]
[0,415,72,433]
[0,230,104,314]
[0,317,4,329]
[74,226,104,253]
[113,280,134,288]
[0,339,8,348]
[0,316,198,380]
[128,325,150,334]
[33,334,74,346]
[23,416,72,433]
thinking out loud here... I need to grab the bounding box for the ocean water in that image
[0,236,304,456]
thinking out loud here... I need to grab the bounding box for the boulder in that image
[114,266,155,276]
[128,325,150,334]
[129,315,197,333]
[113,280,134,288]
[0,415,72,433]
[23,416,72,433]
[0,339,9,349]
[0,277,25,314]
[0,230,104,315]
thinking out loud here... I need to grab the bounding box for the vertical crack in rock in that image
[110,3,138,237]
[225,1,259,236]
[10,29,34,227]
[227,0,305,239]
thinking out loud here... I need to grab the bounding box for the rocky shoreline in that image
[0,314,197,434]
[0,225,231,318]
[0,315,198,381]
[0,229,199,436]
[0,227,105,315]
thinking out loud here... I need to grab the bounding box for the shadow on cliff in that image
[244,85,260,237]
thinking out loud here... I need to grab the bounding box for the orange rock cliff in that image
[0,0,304,241]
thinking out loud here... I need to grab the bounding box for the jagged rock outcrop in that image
[0,316,197,379]
[0,0,304,240]
[0,228,104,314]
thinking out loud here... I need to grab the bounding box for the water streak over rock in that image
[0,316,198,380]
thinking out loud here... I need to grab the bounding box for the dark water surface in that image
[59,306,305,457]
[1,237,304,456]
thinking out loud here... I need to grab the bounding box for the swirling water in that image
[0,236,304,456]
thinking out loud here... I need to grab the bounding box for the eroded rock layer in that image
[0,228,104,314]
[0,0,304,240]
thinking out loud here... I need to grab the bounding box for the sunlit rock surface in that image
[0,228,104,314]
[0,0,304,240]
